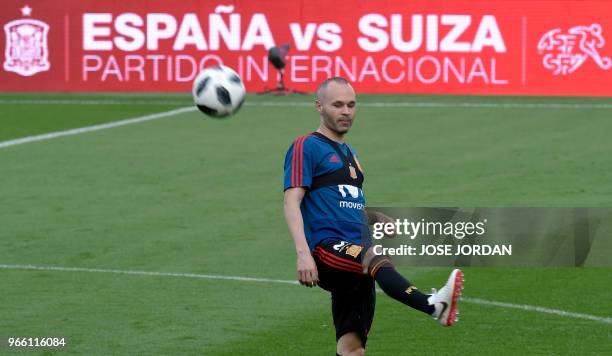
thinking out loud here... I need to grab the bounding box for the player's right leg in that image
[336,332,365,356]
[313,239,375,353]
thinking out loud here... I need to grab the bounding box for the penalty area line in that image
[1,263,610,325]
[0,106,196,150]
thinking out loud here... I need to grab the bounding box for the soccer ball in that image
[192,65,246,118]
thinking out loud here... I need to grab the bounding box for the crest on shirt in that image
[3,5,50,77]
[349,165,358,179]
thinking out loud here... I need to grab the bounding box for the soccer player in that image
[283,77,464,355]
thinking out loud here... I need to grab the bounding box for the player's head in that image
[315,77,356,136]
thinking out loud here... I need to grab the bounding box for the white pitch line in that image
[363,102,612,109]
[1,99,612,109]
[0,264,298,285]
[8,99,608,150]
[0,99,190,106]
[0,106,195,149]
[463,297,612,324]
[1,263,610,325]
[249,101,612,109]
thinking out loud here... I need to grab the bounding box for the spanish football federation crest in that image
[3,5,50,77]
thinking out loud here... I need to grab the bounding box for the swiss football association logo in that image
[537,24,611,76]
[3,5,50,76]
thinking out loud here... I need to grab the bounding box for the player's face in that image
[317,82,356,135]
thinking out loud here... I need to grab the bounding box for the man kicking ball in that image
[283,77,463,355]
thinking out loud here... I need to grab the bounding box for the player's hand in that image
[297,252,319,287]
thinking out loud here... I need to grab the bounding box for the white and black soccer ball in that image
[192,65,246,118]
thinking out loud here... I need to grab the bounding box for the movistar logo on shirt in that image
[337,185,365,210]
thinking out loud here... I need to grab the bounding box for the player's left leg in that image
[364,247,464,326]
[427,268,464,326]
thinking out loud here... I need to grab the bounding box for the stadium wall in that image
[1,0,611,96]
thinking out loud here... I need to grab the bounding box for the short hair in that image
[316,77,352,101]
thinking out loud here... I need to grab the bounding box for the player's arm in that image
[283,187,319,287]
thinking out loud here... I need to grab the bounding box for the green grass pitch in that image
[0,93,611,355]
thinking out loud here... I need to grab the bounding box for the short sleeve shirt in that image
[284,133,368,250]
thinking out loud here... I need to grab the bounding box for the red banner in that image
[1,1,611,96]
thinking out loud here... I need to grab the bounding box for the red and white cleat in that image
[428,269,464,327]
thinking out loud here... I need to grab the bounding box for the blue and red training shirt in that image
[284,133,369,250]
